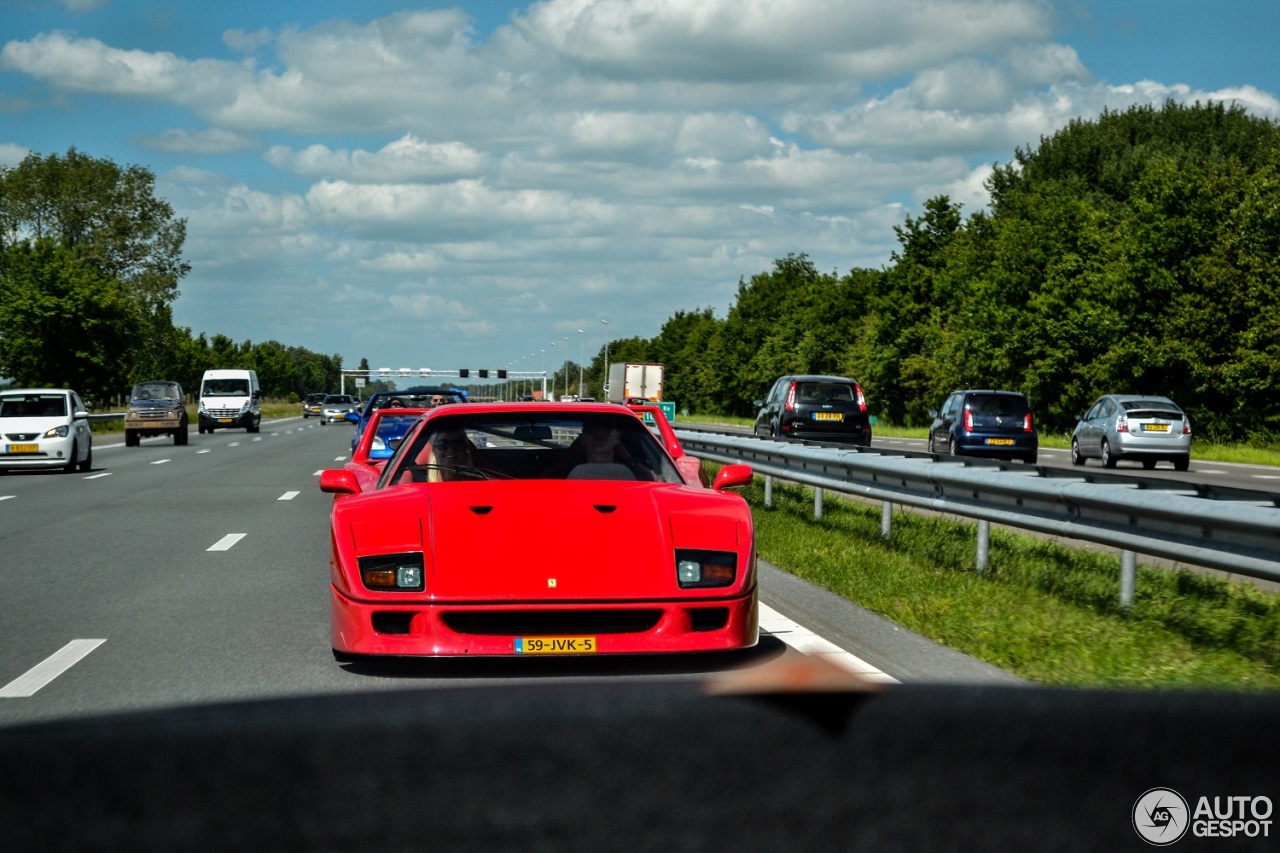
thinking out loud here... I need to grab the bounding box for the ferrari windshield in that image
[383,411,684,484]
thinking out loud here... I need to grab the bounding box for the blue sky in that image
[2,1,1278,381]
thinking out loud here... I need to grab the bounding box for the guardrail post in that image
[814,487,824,520]
[1120,550,1136,610]
[881,502,892,540]
[763,475,773,508]
[976,520,990,574]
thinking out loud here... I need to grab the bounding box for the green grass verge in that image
[742,474,1280,689]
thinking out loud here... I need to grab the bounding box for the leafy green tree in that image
[0,239,141,400]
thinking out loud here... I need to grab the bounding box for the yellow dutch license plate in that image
[5,443,38,454]
[985,438,1014,446]
[218,417,233,423]
[1143,424,1169,432]
[813,412,843,422]
[515,637,597,655]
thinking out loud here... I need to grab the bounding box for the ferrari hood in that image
[348,480,751,602]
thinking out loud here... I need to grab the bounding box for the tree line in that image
[0,148,343,403]
[598,101,1280,443]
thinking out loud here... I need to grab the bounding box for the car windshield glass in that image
[796,383,854,403]
[376,393,460,409]
[385,413,683,484]
[0,394,67,418]
[202,379,249,396]
[133,384,179,401]
[969,395,1028,416]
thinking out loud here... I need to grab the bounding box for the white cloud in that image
[264,135,487,182]
[140,128,258,154]
[0,142,31,166]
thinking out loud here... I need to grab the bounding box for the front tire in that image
[1100,439,1116,468]
[1070,438,1085,465]
[125,430,139,447]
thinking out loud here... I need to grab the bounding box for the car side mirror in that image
[319,469,360,496]
[752,400,764,408]
[345,412,360,423]
[928,410,938,419]
[712,464,753,491]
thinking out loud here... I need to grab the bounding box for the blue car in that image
[347,387,467,452]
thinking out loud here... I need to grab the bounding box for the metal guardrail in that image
[675,430,1280,603]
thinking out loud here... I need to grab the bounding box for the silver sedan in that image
[1071,394,1192,470]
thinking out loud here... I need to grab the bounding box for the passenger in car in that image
[543,421,657,480]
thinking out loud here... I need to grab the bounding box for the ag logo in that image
[1134,788,1190,845]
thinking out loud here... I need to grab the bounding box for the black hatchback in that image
[754,375,872,446]
[928,389,1037,464]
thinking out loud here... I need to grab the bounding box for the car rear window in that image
[966,394,1029,416]
[796,383,856,403]
[1121,400,1182,416]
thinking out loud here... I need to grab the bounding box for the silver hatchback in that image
[1070,394,1192,471]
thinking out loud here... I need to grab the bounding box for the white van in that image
[197,369,261,434]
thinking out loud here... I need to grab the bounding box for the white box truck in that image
[607,362,664,403]
[197,369,261,434]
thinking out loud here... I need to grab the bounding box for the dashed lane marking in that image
[207,533,247,551]
[0,640,106,698]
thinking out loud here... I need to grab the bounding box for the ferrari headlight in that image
[43,425,69,439]
[674,549,736,589]
[358,552,425,591]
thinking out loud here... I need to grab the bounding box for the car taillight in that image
[784,382,796,412]
[1117,416,1128,433]
[963,408,973,431]
[1023,412,1033,432]
[1183,419,1191,435]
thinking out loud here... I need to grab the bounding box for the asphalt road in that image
[0,418,1015,730]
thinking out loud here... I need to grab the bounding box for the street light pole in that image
[577,329,585,397]
[562,336,569,400]
[600,319,610,399]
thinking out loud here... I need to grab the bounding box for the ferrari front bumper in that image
[330,584,759,657]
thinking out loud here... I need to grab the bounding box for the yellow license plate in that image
[1143,424,1170,432]
[813,412,843,422]
[985,438,1014,446]
[218,417,233,423]
[514,637,597,654]
[5,443,38,454]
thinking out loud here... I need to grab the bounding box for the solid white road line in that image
[759,603,899,683]
[207,533,247,551]
[0,639,106,698]
[278,491,300,501]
